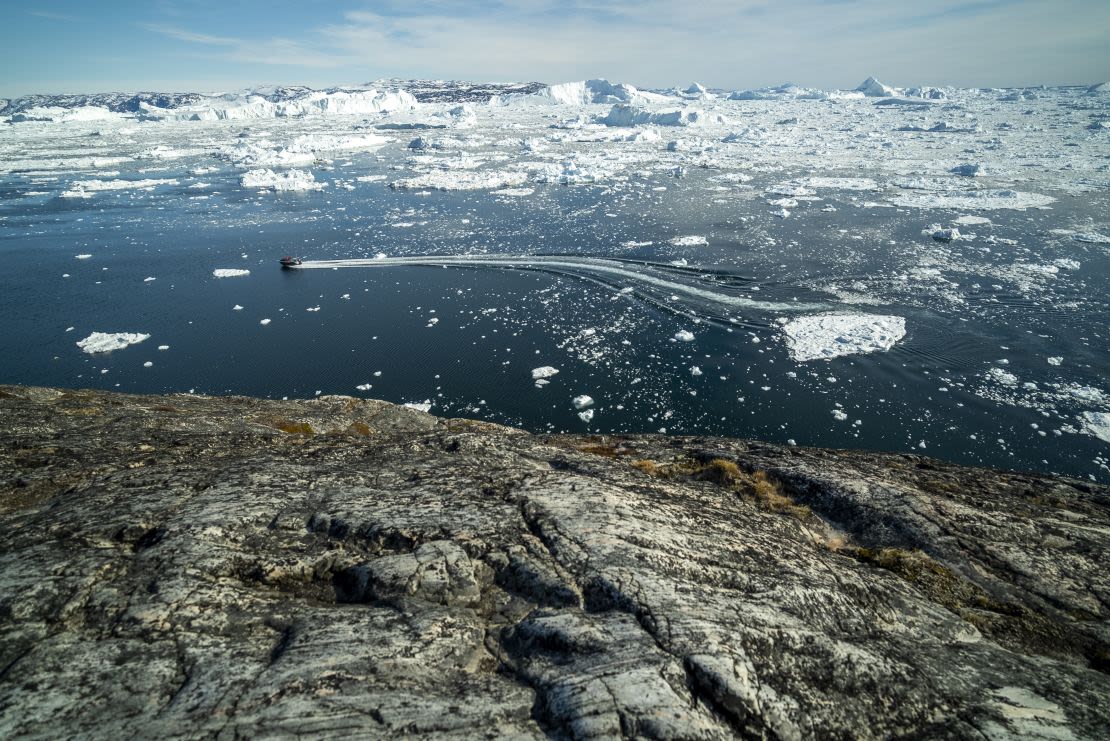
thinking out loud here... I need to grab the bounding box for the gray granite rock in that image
[0,385,1107,739]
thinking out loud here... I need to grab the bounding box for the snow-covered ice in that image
[239,169,324,191]
[76,332,151,354]
[782,314,907,362]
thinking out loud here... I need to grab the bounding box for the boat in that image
[279,256,302,268]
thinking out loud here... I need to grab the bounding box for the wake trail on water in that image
[294,255,827,315]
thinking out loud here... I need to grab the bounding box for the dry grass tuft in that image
[695,458,742,485]
[631,459,659,475]
[273,420,315,436]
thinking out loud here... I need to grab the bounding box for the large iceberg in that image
[144,88,417,121]
[11,106,123,123]
[494,79,670,107]
[855,76,897,97]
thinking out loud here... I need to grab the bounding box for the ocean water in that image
[1,90,1108,482]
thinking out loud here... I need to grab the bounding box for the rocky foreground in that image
[0,385,1108,739]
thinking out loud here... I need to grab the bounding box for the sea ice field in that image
[1,78,1108,481]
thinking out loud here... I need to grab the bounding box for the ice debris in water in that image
[781,313,907,362]
[403,401,433,413]
[578,409,595,423]
[674,330,695,342]
[76,332,150,354]
[239,169,325,191]
[668,236,708,247]
[572,395,595,410]
[212,269,250,278]
[532,366,560,380]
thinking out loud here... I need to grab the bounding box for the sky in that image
[2,0,1109,97]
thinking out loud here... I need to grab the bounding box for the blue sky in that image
[3,0,1108,96]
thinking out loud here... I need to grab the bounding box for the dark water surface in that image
[2,147,1108,482]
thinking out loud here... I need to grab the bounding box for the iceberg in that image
[597,104,723,127]
[146,88,417,121]
[494,79,670,107]
[855,76,896,97]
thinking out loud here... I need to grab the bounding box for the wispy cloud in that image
[133,0,1110,87]
[139,23,347,68]
[28,10,81,23]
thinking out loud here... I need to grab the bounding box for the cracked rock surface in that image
[1,384,1108,739]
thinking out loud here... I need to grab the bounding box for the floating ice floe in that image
[390,169,528,191]
[532,366,560,380]
[76,332,150,354]
[954,215,992,226]
[889,189,1055,210]
[239,169,324,191]
[1082,412,1110,443]
[674,330,696,342]
[60,178,179,198]
[781,313,907,362]
[572,395,595,410]
[800,177,879,191]
[1050,229,1110,244]
[403,400,433,413]
[213,269,250,278]
[578,409,595,423]
[669,236,708,247]
[597,104,724,128]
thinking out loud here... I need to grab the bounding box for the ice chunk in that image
[403,400,433,413]
[674,330,695,342]
[212,269,251,278]
[950,163,986,177]
[76,332,150,354]
[597,104,723,127]
[532,366,560,380]
[240,169,324,191]
[669,235,708,247]
[782,313,906,362]
[1082,412,1110,443]
[572,395,595,410]
[578,409,595,423]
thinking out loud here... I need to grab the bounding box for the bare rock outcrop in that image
[1,385,1108,738]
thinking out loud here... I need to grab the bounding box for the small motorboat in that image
[279,256,302,268]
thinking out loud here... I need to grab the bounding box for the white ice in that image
[76,332,151,354]
[781,313,907,362]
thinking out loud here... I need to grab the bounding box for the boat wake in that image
[294,254,827,318]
